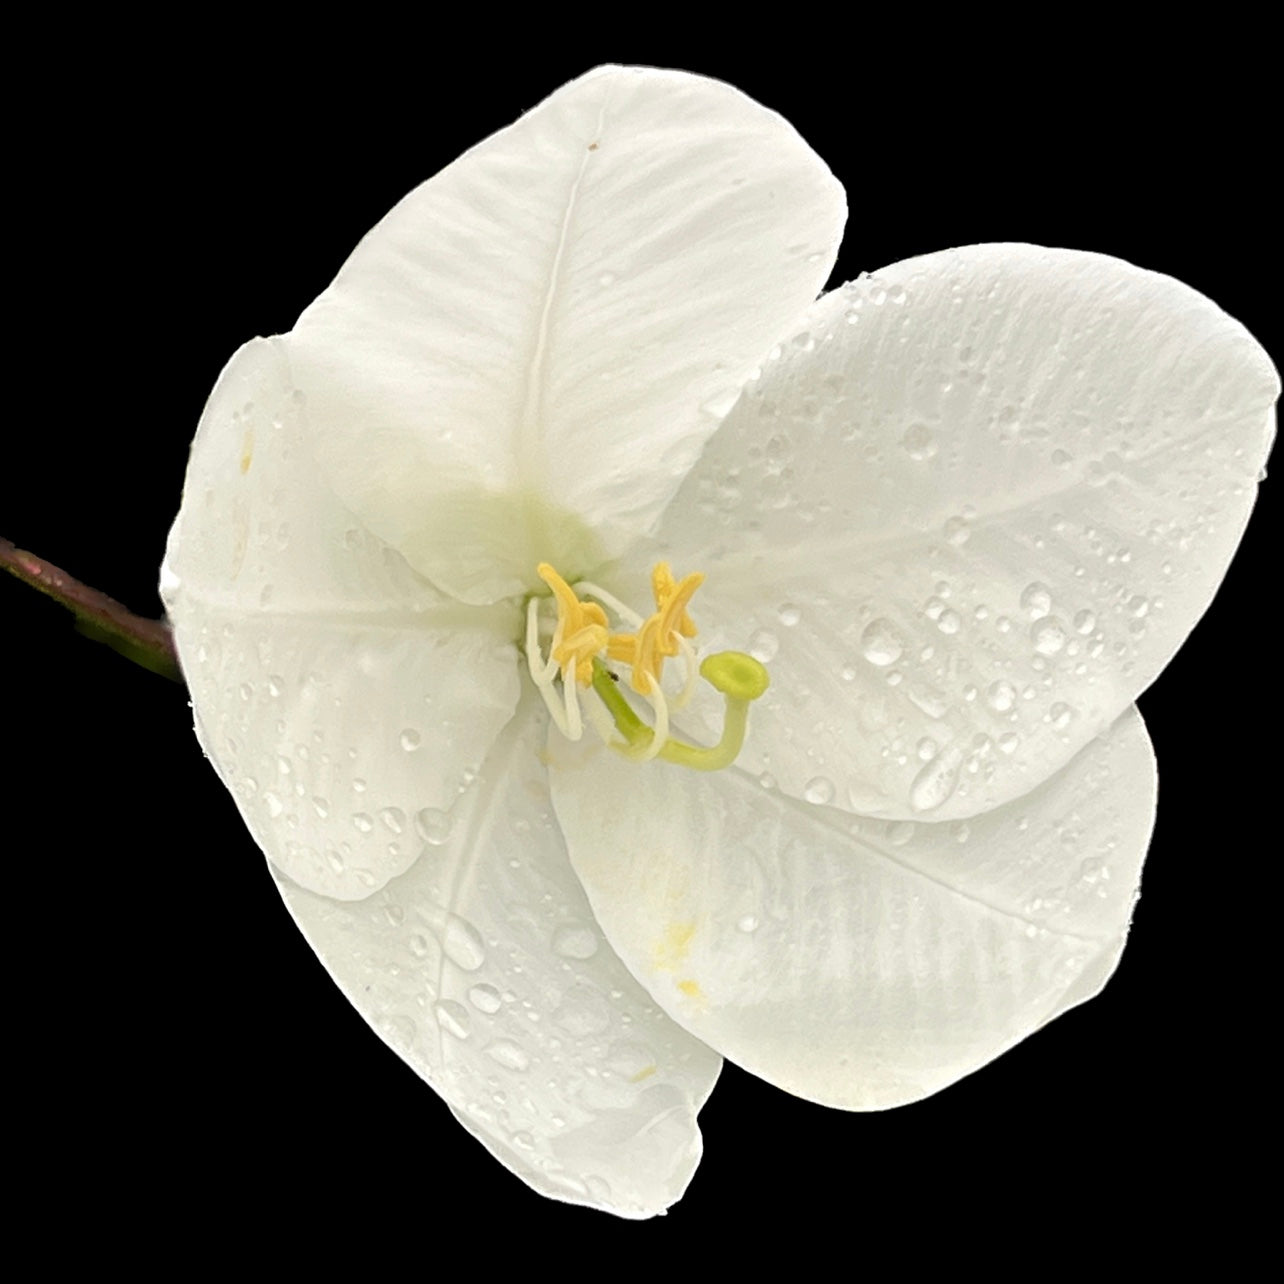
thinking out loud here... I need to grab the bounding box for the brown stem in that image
[1,536,182,682]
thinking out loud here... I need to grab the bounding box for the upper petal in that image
[163,338,521,899]
[287,65,846,603]
[277,694,722,1217]
[550,706,1156,1110]
[657,245,1278,819]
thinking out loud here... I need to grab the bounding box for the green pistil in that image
[589,651,770,772]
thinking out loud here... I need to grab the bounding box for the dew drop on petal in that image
[804,777,835,805]
[442,916,486,972]
[909,746,962,813]
[552,923,599,961]
[986,680,1017,713]
[468,984,503,1014]
[1031,617,1068,655]
[900,423,938,461]
[749,629,779,662]
[1020,582,1053,619]
[485,1040,531,1072]
[860,618,904,666]
[415,807,452,846]
[399,728,422,752]
[434,1000,472,1040]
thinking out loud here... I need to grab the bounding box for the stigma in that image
[525,562,769,771]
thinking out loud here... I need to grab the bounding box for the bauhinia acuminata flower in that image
[160,66,1278,1217]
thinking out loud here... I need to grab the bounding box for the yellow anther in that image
[537,562,608,687]
[651,562,702,646]
[608,563,704,694]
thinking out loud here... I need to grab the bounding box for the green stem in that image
[1,537,182,682]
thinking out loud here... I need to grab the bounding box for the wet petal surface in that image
[658,246,1277,819]
[279,696,722,1216]
[551,706,1155,1110]
[163,339,520,898]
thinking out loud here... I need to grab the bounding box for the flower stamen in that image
[527,561,769,770]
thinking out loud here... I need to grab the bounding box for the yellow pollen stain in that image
[652,920,696,972]
[628,1064,658,1083]
[677,979,703,999]
[239,428,254,474]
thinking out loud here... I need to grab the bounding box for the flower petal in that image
[277,694,722,1216]
[163,338,521,900]
[287,65,846,603]
[657,245,1277,819]
[550,706,1155,1110]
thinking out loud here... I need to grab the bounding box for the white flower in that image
[161,66,1277,1217]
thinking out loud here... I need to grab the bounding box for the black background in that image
[6,24,1275,1259]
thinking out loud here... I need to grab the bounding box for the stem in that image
[1,537,182,682]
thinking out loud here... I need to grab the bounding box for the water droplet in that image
[1074,609,1097,634]
[804,777,835,805]
[485,1040,530,1072]
[737,914,759,933]
[399,728,421,752]
[469,984,503,1014]
[936,608,961,635]
[910,746,962,812]
[442,916,486,972]
[1031,617,1067,655]
[860,618,904,666]
[917,738,938,761]
[1049,702,1073,730]
[1020,582,1053,619]
[901,423,938,461]
[434,1000,471,1040]
[380,806,405,834]
[749,629,779,662]
[997,731,1020,754]
[986,680,1017,712]
[777,602,801,627]
[907,683,950,719]
[1127,594,1150,618]
[415,807,452,846]
[552,923,599,961]
[943,515,971,546]
[264,791,284,819]
[352,812,374,833]
[887,820,915,846]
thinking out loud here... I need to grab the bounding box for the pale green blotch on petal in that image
[397,489,612,605]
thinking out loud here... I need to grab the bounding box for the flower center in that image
[525,561,769,771]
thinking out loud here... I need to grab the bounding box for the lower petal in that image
[277,695,722,1217]
[550,705,1155,1110]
